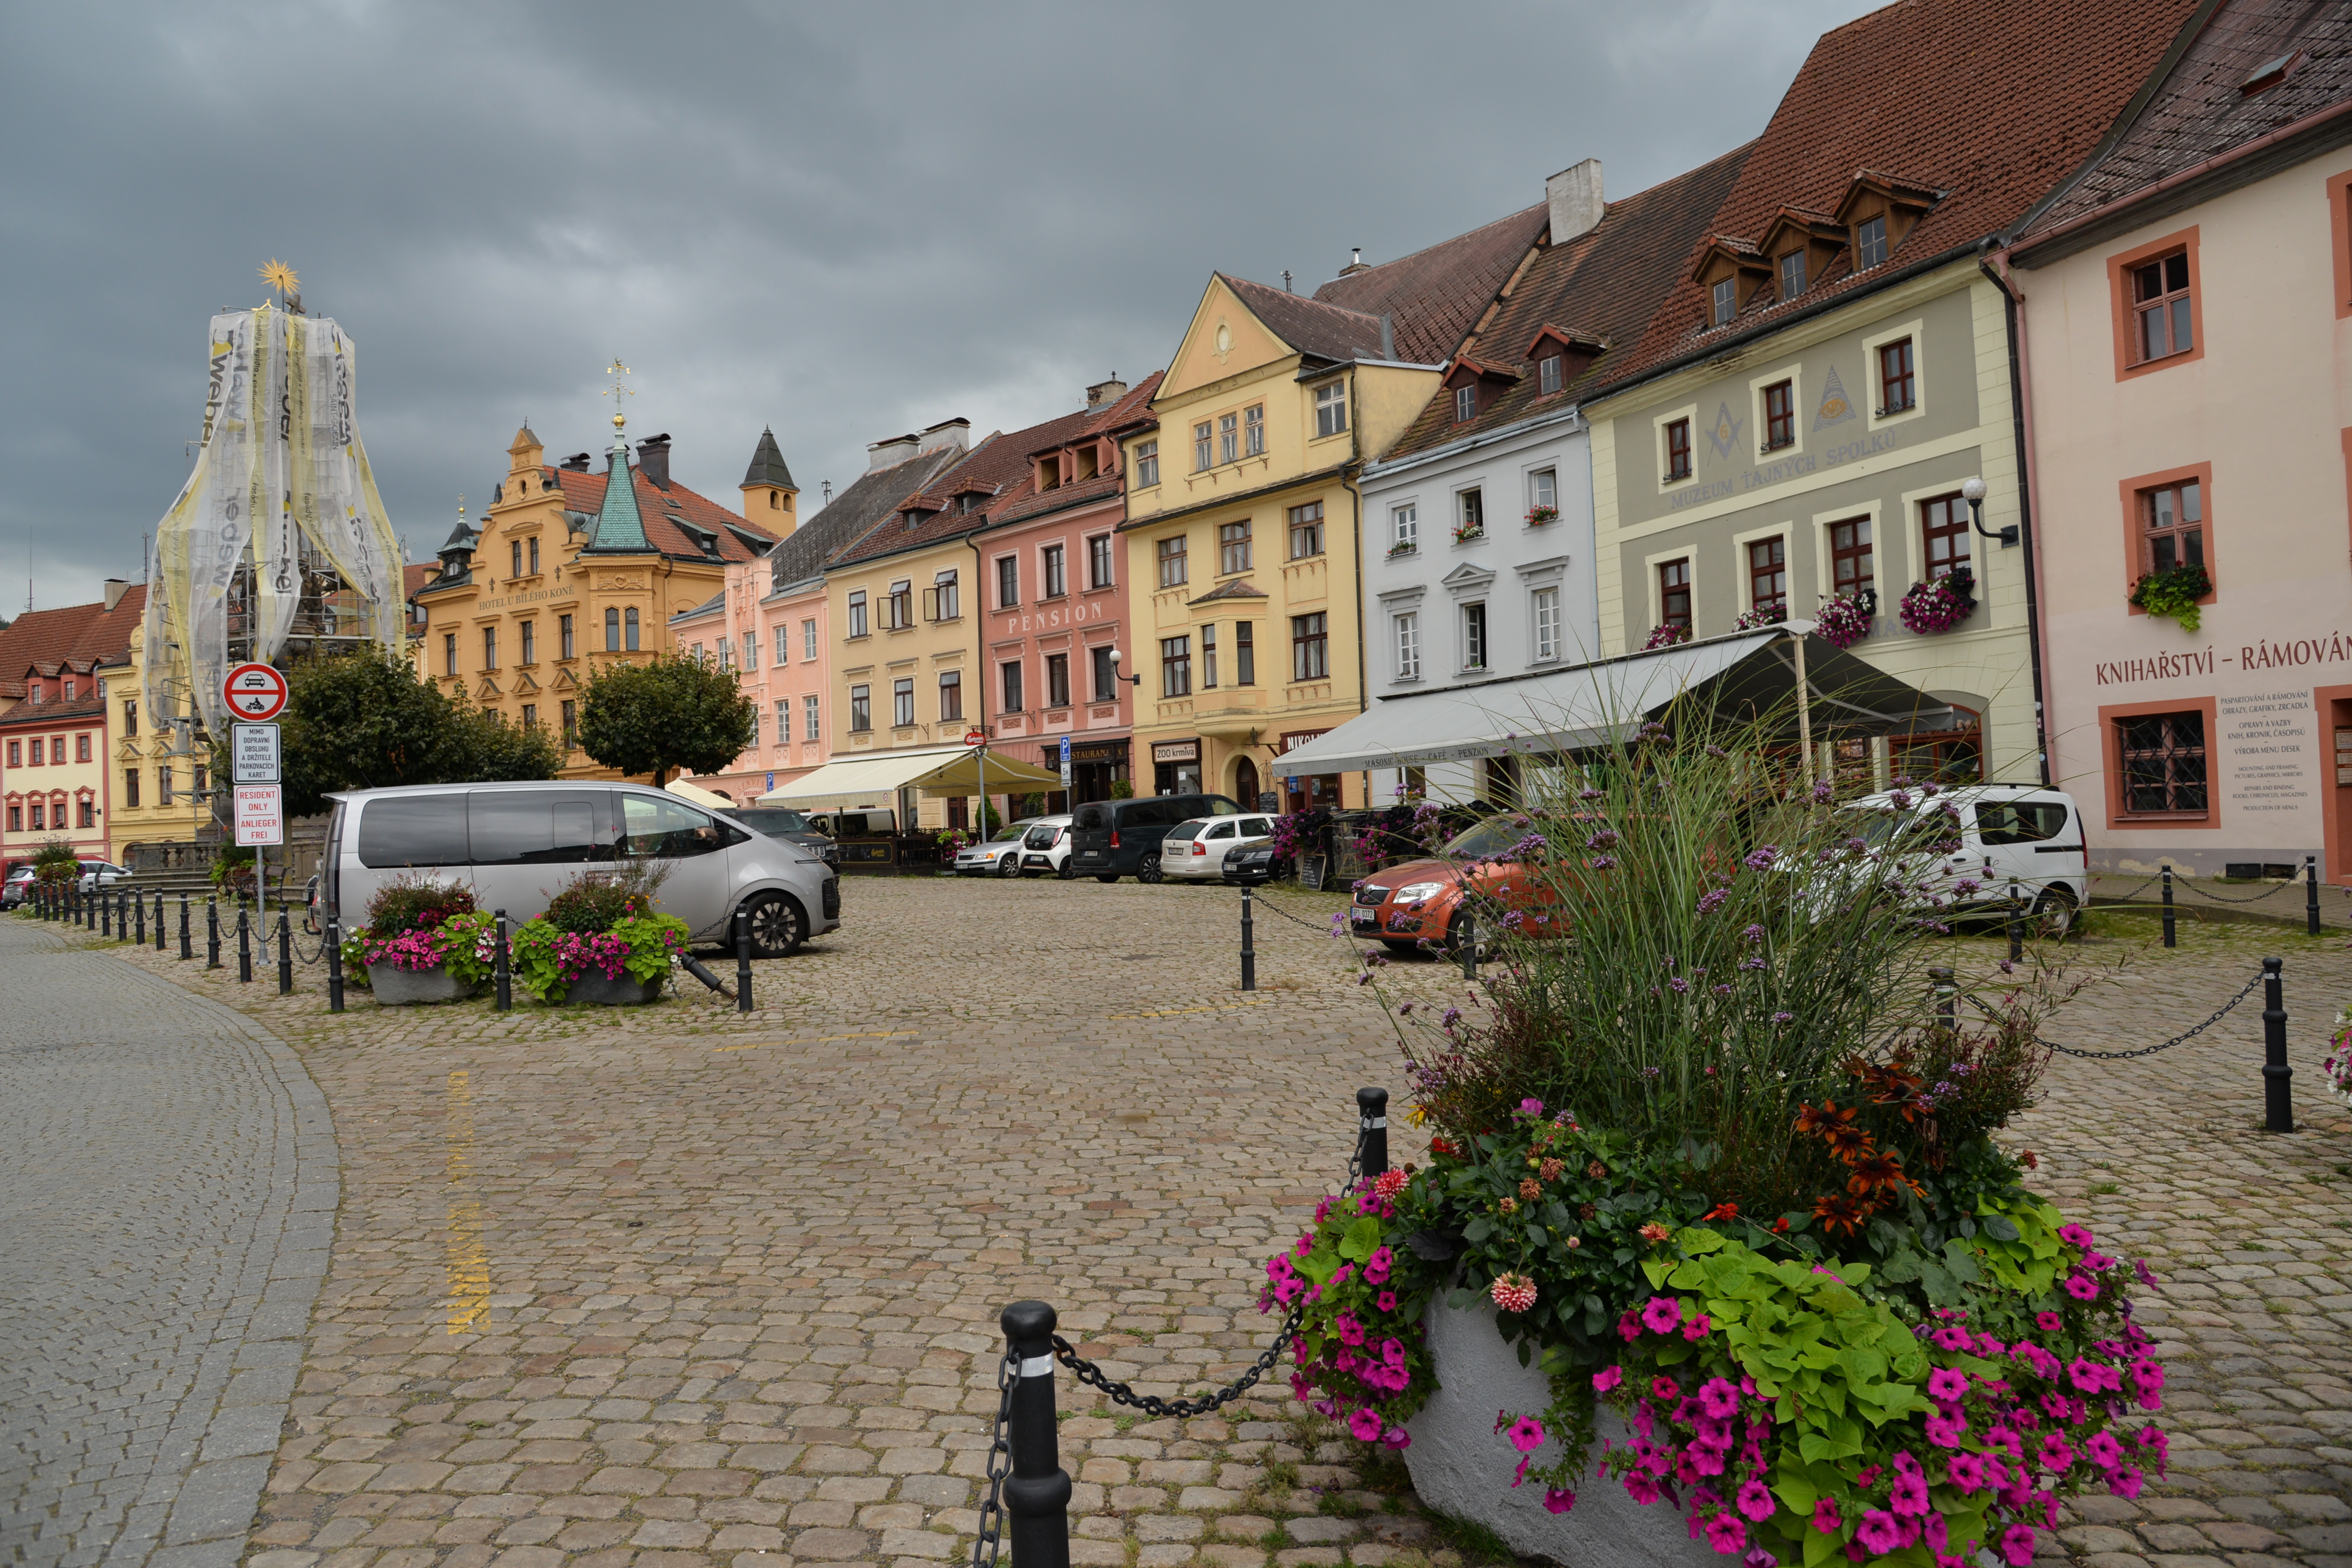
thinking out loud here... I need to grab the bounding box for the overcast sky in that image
[0,0,1883,613]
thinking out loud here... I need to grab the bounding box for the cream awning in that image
[1272,624,1950,777]
[666,778,742,809]
[755,744,1064,810]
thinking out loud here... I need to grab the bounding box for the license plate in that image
[1350,907,1377,925]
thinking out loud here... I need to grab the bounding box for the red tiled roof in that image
[1312,203,1553,364]
[1596,0,2206,394]
[0,586,148,694]
[2018,0,2352,244]
[403,562,437,597]
[1382,143,1754,462]
[0,691,107,730]
[1218,276,1388,364]
[832,374,1167,565]
[545,465,778,564]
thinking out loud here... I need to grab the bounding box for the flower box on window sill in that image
[1812,591,1875,650]
[2127,564,2211,634]
[1388,542,1418,558]
[1641,623,1692,652]
[1452,527,1487,546]
[1898,568,1976,635]
[1524,506,1560,527]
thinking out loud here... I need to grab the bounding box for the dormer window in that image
[64,680,76,701]
[1037,457,1061,492]
[1539,355,1562,395]
[1778,251,1806,299]
[1855,215,1888,271]
[1712,278,1736,326]
[1454,384,1477,422]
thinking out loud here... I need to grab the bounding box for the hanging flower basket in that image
[1642,623,1692,653]
[1898,567,1976,635]
[1812,592,1875,650]
[1731,604,1787,633]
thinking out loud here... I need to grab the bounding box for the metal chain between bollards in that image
[969,1345,1019,1568]
[1964,968,2265,1060]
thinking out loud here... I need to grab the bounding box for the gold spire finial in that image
[260,259,300,298]
[601,359,634,437]
[457,493,466,523]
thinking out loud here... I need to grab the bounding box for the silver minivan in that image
[323,781,841,956]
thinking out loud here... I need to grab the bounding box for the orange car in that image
[1345,814,1569,956]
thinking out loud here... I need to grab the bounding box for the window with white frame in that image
[1315,382,1348,438]
[1392,503,1418,552]
[775,698,790,741]
[774,623,790,665]
[1530,468,1557,514]
[1394,612,1420,679]
[1088,534,1114,589]
[1533,587,1561,662]
[803,694,820,740]
[997,555,1019,608]
[1461,602,1488,669]
[892,678,915,728]
[1042,546,1065,599]
[1244,404,1264,457]
[1133,440,1158,487]
[802,620,818,660]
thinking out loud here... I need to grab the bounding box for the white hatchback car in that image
[1016,815,1077,879]
[1159,813,1279,882]
[954,819,1041,877]
[1842,784,2089,933]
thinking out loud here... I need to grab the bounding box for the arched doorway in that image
[1234,756,1260,811]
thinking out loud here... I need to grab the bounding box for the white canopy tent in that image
[666,778,741,810]
[755,744,1064,813]
[1271,623,1950,778]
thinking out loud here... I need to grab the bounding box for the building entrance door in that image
[1234,757,1260,811]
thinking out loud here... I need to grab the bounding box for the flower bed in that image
[341,876,498,1000]
[509,868,688,1004]
[1264,725,2165,1567]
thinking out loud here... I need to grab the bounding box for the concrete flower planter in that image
[365,961,479,1006]
[558,970,665,1006]
[1403,1298,1715,1567]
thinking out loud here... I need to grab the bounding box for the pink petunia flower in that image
[2109,1463,2143,1500]
[1348,1407,1383,1442]
[1542,1488,1574,1514]
[2058,1224,2094,1247]
[1642,1296,1684,1334]
[1508,1416,1546,1453]
[1944,1452,1986,1492]
[1735,1477,1775,1522]
[2035,1310,2063,1331]
[1364,1246,1394,1285]
[1377,1290,1399,1313]
[2063,1273,2100,1301]
[1855,1510,1903,1555]
[1681,1313,1713,1342]
[1593,1365,1623,1393]
[1704,1513,1747,1554]
[1927,1368,1968,1401]
[1889,1472,1930,1517]
[2037,1434,2075,1474]
[1698,1378,1740,1419]
[2000,1523,2037,1566]
[1811,1498,1841,1534]
[1624,1474,1662,1505]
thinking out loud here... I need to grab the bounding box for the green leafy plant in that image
[578,654,758,787]
[1108,779,1135,799]
[281,646,563,817]
[362,874,477,936]
[32,839,79,885]
[2128,563,2211,633]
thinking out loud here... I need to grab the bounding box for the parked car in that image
[77,860,129,892]
[323,781,841,957]
[1348,814,1565,956]
[1222,841,1281,886]
[1160,813,1278,882]
[954,818,1041,877]
[720,805,841,867]
[1837,784,2088,934]
[2,865,36,908]
[1070,793,1245,883]
[1017,815,1077,878]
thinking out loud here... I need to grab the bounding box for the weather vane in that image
[602,358,634,436]
[259,259,302,315]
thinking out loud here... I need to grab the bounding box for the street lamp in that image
[1961,475,2017,548]
[1106,646,1142,688]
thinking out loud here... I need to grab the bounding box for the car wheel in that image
[1094,874,1119,884]
[2030,886,2078,940]
[741,891,806,957]
[1137,853,1164,884]
[996,854,1021,879]
[1056,859,1078,881]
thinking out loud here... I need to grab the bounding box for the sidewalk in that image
[2089,871,2352,933]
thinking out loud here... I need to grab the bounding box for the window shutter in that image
[923,587,939,622]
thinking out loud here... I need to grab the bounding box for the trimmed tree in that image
[281,646,565,817]
[577,655,756,789]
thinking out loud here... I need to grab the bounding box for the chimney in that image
[1547,158,1604,243]
[561,451,592,472]
[634,433,673,488]
[1086,376,1128,410]
[102,578,128,611]
[1379,313,1394,361]
[1338,247,1370,277]
[918,418,971,455]
[867,433,920,471]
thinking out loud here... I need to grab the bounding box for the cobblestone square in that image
[8,883,2352,1568]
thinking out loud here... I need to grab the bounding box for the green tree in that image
[280,646,564,816]
[577,655,756,788]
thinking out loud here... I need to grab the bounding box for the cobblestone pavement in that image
[0,913,340,1568]
[22,884,2352,1568]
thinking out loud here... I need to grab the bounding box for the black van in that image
[1070,793,1244,882]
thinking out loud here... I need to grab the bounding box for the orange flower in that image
[1812,1194,1869,1236]
[1822,1123,1876,1162]
[1701,1202,1738,1221]
[1638,1221,1672,1244]
[1795,1100,1855,1140]
[1844,1152,1907,1196]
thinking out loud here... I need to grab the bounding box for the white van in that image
[1844,783,2089,934]
[323,781,841,956]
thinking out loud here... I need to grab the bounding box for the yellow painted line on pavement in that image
[712,1031,919,1051]
[444,1070,492,1334]
[1106,1000,1272,1020]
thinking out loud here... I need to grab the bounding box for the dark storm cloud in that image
[0,0,1876,609]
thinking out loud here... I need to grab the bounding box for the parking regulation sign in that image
[1059,734,1072,789]
[224,662,289,722]
[232,723,281,784]
[233,783,285,847]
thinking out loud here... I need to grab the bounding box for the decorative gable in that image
[1440,561,1497,598]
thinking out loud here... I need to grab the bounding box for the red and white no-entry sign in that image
[224,662,289,721]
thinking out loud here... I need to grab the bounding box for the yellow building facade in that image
[96,623,215,862]
[410,423,782,779]
[1118,275,1439,810]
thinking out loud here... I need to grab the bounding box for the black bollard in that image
[2162,865,2176,948]
[179,893,192,960]
[2262,956,2293,1133]
[207,896,220,969]
[134,891,145,946]
[237,903,252,982]
[277,910,293,994]
[1457,904,1477,981]
[1931,965,1956,1025]
[1357,1086,1389,1179]
[2307,856,2321,937]
[998,1301,1072,1568]
[2006,882,2023,964]
[1240,884,1256,993]
[734,909,754,1013]
[154,891,165,951]
[326,918,345,1013]
[493,909,511,1011]
[100,889,111,938]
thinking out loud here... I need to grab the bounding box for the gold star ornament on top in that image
[260,260,300,299]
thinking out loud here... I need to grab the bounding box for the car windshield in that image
[732,808,810,835]
[988,822,1031,843]
[1443,815,1548,860]
[1839,802,1958,852]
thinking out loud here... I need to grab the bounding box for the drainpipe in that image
[1978,247,2050,789]
[967,534,991,828]
[1344,372,1368,811]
